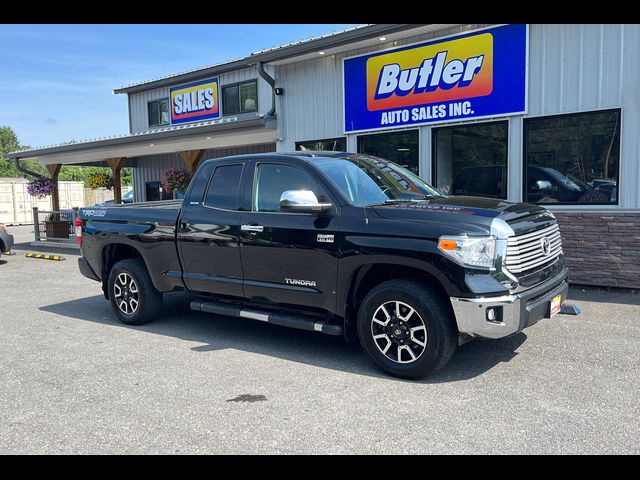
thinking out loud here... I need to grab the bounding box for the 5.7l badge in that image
[317,234,334,243]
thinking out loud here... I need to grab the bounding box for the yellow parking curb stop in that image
[25,253,65,261]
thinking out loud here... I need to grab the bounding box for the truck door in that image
[239,161,340,314]
[177,161,246,297]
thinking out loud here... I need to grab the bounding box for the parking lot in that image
[1,225,639,454]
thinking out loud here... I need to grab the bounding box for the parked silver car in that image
[0,224,15,260]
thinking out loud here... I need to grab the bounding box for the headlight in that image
[438,235,496,269]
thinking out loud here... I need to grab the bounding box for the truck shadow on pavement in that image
[40,292,527,384]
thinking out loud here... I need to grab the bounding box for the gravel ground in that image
[1,225,639,454]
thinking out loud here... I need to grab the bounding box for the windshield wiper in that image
[363,199,414,207]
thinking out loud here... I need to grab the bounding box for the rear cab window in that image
[204,164,244,210]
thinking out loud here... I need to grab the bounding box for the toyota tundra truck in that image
[76,152,568,379]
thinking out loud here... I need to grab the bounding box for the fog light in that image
[486,307,503,324]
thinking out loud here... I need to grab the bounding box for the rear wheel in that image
[107,259,162,325]
[357,279,458,379]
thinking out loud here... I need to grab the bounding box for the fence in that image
[33,207,79,243]
[0,179,84,225]
[0,178,132,225]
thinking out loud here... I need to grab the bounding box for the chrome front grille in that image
[505,223,563,274]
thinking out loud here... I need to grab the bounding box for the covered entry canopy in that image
[8,116,276,205]
[7,116,276,167]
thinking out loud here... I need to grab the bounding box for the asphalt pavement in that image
[1,225,639,454]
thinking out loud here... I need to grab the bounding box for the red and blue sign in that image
[170,77,220,125]
[343,24,527,132]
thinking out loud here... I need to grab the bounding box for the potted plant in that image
[27,176,70,239]
[160,167,191,198]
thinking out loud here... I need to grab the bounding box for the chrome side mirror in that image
[279,190,332,213]
[535,180,553,192]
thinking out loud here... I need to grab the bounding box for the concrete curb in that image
[29,241,80,251]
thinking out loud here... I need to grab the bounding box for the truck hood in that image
[372,196,552,236]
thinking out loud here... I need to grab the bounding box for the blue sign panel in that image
[343,24,527,132]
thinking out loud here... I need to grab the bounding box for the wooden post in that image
[179,150,205,175]
[106,157,126,204]
[46,164,62,212]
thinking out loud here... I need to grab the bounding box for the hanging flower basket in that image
[160,167,191,194]
[27,176,55,199]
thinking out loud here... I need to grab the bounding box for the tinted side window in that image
[204,164,244,210]
[254,164,324,213]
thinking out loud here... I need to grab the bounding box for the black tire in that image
[357,279,458,379]
[107,258,163,325]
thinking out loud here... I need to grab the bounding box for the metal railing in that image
[33,207,79,243]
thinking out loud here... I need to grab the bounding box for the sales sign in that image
[343,24,527,132]
[170,77,220,125]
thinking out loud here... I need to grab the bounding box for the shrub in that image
[87,172,114,190]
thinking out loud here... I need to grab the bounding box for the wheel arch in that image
[101,243,146,299]
[342,261,454,342]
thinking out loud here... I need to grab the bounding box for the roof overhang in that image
[113,24,441,95]
[8,117,276,166]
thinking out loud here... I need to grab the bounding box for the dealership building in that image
[9,23,640,288]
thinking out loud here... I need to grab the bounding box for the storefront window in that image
[296,137,346,152]
[357,130,419,175]
[524,109,620,205]
[222,80,258,115]
[433,121,508,198]
[148,98,169,127]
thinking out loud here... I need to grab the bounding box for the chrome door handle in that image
[241,224,264,233]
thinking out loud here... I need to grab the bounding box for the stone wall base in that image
[554,212,640,289]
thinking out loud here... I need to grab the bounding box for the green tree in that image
[0,125,46,178]
[1,126,46,178]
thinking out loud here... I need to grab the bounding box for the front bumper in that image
[450,269,569,339]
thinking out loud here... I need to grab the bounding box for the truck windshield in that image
[315,155,442,207]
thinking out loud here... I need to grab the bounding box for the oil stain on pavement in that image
[226,394,267,403]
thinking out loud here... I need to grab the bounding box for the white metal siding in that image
[128,65,274,133]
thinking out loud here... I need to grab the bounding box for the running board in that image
[190,300,344,336]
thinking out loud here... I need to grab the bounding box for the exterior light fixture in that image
[318,51,325,55]
[379,37,386,41]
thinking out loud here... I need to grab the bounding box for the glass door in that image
[432,121,508,198]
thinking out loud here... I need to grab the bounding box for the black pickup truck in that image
[77,152,568,379]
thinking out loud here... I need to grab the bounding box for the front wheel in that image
[107,258,163,325]
[357,279,458,379]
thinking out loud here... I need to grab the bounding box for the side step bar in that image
[190,300,344,336]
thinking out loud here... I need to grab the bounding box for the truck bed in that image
[106,199,184,210]
[79,200,183,292]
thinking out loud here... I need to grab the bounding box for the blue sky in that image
[0,24,356,148]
